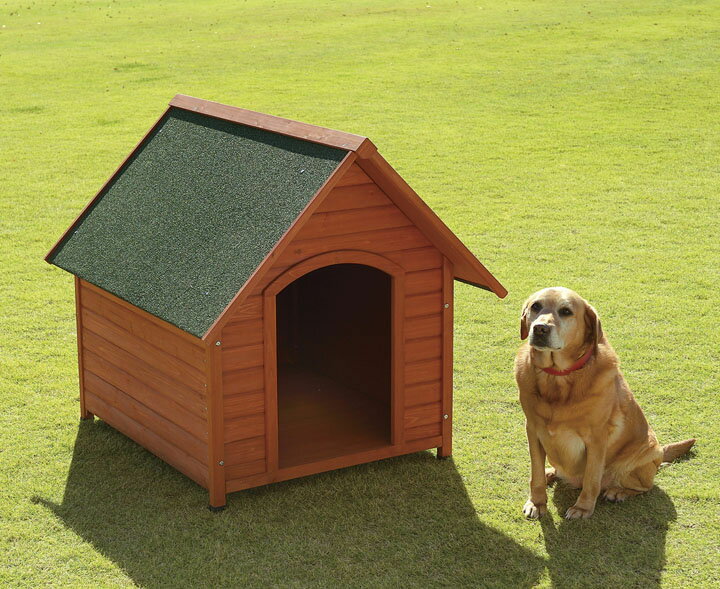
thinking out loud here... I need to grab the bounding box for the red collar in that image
[541,346,594,376]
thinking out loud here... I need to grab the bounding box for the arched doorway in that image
[275,263,392,468]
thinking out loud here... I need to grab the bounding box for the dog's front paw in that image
[523,499,547,519]
[565,504,594,520]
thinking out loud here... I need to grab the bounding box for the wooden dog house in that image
[46,95,507,509]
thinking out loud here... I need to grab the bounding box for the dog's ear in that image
[584,301,603,349]
[520,299,531,340]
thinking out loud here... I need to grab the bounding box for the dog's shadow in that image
[33,419,545,588]
[540,480,678,588]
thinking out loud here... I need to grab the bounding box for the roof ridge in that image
[170,94,369,152]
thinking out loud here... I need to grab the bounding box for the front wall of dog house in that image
[220,163,451,488]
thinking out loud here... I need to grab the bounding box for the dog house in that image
[46,95,507,509]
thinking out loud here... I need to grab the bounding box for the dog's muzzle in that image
[529,323,554,348]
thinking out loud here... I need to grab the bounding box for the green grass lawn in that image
[2,0,718,586]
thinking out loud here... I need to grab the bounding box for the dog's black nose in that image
[533,323,551,336]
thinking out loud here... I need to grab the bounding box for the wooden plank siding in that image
[219,163,446,489]
[78,280,209,488]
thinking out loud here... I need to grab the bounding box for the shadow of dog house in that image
[46,95,507,509]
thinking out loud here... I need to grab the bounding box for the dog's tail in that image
[662,439,696,463]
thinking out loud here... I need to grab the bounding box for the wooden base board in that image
[226,434,442,494]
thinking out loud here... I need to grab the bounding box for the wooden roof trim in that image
[202,150,359,342]
[356,151,507,298]
[170,94,369,152]
[45,106,173,263]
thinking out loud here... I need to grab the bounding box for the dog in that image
[514,287,695,520]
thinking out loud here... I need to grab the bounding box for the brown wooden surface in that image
[82,307,205,390]
[439,257,454,458]
[289,205,413,242]
[262,293,279,473]
[221,343,263,373]
[404,337,443,363]
[404,313,443,340]
[221,319,263,348]
[404,401,442,429]
[279,226,432,269]
[263,250,405,297]
[82,346,205,419]
[405,291,443,318]
[75,277,91,419]
[219,168,449,490]
[405,422,442,441]
[83,350,207,439]
[224,412,265,443]
[277,368,391,469]
[84,391,208,487]
[224,459,267,481]
[81,280,204,349]
[405,358,443,386]
[404,381,442,408]
[224,390,265,419]
[391,261,406,446]
[170,94,370,152]
[329,162,373,187]
[385,247,442,272]
[315,183,391,212]
[225,435,265,465]
[214,162,463,493]
[225,435,443,493]
[80,283,204,368]
[206,343,226,507]
[84,371,207,463]
[225,295,262,323]
[222,366,264,396]
[406,269,443,296]
[77,282,214,490]
[82,329,204,415]
[356,151,507,297]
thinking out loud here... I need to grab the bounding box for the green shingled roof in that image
[48,107,348,337]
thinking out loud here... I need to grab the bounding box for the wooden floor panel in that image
[278,366,391,469]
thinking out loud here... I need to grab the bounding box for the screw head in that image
[215,341,221,346]
[443,414,449,420]
[443,303,450,309]
[218,460,224,466]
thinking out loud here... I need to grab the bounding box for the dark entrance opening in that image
[276,264,392,468]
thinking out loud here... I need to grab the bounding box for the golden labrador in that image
[514,287,694,519]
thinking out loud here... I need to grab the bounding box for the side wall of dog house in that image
[220,163,450,489]
[77,279,209,488]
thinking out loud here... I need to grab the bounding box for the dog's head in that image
[520,287,602,352]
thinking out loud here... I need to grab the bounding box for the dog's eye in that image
[559,307,573,317]
[530,302,542,312]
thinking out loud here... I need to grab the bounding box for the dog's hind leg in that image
[545,468,558,486]
[602,487,643,502]
[603,461,658,502]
